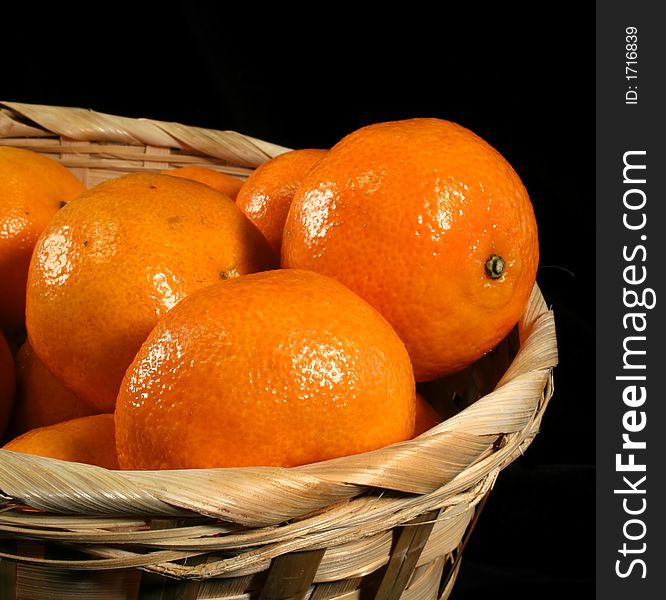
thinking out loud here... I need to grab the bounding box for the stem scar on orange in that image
[282,118,539,381]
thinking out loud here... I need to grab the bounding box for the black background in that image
[2,5,594,597]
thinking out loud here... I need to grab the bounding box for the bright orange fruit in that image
[26,172,276,413]
[162,166,244,200]
[0,329,15,439]
[282,118,539,380]
[115,268,416,470]
[3,413,118,469]
[236,149,327,257]
[7,340,96,439]
[414,392,442,436]
[0,147,85,337]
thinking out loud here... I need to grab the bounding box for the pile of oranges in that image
[0,117,539,471]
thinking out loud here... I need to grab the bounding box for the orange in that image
[26,172,276,413]
[0,147,85,337]
[3,414,118,469]
[414,392,442,436]
[282,118,539,380]
[115,268,415,470]
[0,329,15,439]
[7,340,96,439]
[236,149,327,257]
[162,166,244,200]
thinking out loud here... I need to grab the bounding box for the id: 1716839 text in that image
[625,27,638,105]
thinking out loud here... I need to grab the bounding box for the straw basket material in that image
[0,101,558,600]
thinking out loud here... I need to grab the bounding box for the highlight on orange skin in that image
[115,268,416,470]
[25,172,276,414]
[282,118,539,381]
[236,148,328,257]
[0,147,85,337]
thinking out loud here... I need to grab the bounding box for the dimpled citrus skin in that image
[163,166,244,200]
[0,147,85,337]
[282,118,539,380]
[26,173,276,413]
[236,149,328,257]
[3,414,118,469]
[115,269,416,470]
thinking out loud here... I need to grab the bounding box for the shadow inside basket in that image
[418,325,520,422]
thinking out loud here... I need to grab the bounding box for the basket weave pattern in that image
[0,102,558,599]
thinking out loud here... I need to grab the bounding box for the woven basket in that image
[0,101,558,600]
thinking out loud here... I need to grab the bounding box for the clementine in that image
[162,165,244,200]
[115,268,416,470]
[3,413,118,469]
[282,118,539,380]
[236,148,327,257]
[0,329,15,439]
[0,147,85,337]
[7,340,96,438]
[26,172,276,413]
[414,392,442,436]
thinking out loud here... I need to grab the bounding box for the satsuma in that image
[26,172,276,413]
[236,148,327,257]
[7,340,96,438]
[3,413,118,470]
[163,166,244,200]
[115,268,415,470]
[282,118,539,380]
[0,147,85,337]
[0,329,15,439]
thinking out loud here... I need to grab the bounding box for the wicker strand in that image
[0,101,290,167]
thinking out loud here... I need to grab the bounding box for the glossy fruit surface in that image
[236,149,327,256]
[115,268,415,470]
[282,118,539,380]
[0,147,85,337]
[26,172,276,412]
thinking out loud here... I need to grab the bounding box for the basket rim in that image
[0,100,291,168]
[0,103,558,592]
[0,283,557,527]
[0,101,558,530]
